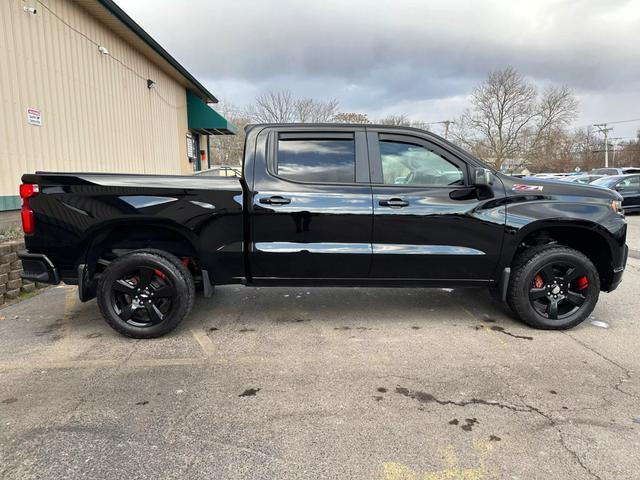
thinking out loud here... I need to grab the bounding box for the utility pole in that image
[428,120,456,139]
[593,123,613,167]
[442,120,455,140]
[609,137,622,167]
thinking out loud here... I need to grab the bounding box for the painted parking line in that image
[382,440,494,480]
[0,357,211,371]
[459,305,509,349]
[191,328,217,357]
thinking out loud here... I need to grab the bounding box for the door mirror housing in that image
[473,168,494,187]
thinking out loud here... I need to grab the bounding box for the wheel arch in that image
[504,219,617,290]
[76,220,201,300]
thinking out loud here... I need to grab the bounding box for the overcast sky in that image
[117,0,640,139]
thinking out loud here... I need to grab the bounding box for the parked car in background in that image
[591,167,640,176]
[591,174,640,213]
[17,124,628,338]
[532,173,568,179]
[560,174,605,184]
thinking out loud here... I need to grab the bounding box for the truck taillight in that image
[19,183,39,235]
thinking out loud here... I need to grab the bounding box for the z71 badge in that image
[512,184,544,192]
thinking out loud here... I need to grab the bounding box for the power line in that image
[605,117,640,125]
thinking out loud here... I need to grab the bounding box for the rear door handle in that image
[259,196,291,205]
[379,198,409,208]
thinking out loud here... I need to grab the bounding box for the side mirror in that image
[473,168,494,187]
[614,185,625,192]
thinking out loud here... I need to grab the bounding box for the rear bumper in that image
[18,251,60,285]
[607,245,628,292]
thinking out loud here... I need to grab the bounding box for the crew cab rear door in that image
[367,128,505,282]
[249,126,372,280]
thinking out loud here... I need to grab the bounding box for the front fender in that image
[497,198,626,279]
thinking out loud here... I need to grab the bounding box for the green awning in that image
[187,91,237,135]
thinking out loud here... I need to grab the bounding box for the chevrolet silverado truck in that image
[18,124,628,338]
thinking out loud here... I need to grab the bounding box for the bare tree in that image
[249,90,297,123]
[452,67,578,170]
[333,112,371,124]
[208,102,250,167]
[248,90,339,123]
[376,114,431,131]
[295,98,339,122]
[611,130,640,167]
[377,114,412,126]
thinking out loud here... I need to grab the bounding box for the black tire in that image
[97,249,195,338]
[507,245,600,330]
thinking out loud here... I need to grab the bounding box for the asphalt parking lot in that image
[1,217,639,480]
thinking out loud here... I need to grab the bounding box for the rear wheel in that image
[97,250,195,338]
[507,245,599,329]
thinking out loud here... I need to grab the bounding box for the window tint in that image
[277,138,355,183]
[379,141,463,186]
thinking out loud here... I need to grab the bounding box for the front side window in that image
[276,137,355,183]
[379,140,464,186]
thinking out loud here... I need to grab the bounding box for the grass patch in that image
[0,227,23,241]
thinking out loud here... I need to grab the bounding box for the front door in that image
[250,127,372,280]
[367,129,506,281]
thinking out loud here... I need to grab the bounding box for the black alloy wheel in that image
[97,250,195,338]
[111,266,176,327]
[528,262,590,320]
[507,245,600,330]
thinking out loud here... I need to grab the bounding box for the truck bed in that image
[21,171,245,284]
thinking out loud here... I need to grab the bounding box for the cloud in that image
[116,0,640,135]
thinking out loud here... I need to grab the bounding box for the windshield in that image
[591,176,620,188]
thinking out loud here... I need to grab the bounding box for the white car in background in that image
[560,174,605,184]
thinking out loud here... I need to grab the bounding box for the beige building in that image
[0,0,235,221]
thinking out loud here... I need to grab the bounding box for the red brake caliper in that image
[576,276,589,290]
[533,274,545,289]
[154,269,166,280]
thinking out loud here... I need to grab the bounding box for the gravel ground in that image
[1,216,639,480]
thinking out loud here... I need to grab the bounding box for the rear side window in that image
[276,137,355,183]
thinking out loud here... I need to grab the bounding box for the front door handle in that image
[379,198,409,208]
[259,196,291,205]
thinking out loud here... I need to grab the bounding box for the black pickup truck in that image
[18,124,628,338]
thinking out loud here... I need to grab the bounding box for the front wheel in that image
[97,250,195,338]
[507,245,600,329]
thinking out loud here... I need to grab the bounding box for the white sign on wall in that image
[27,107,42,126]
[186,133,195,160]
